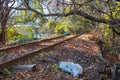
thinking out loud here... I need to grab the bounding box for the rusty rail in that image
[0,34,80,71]
[0,35,68,52]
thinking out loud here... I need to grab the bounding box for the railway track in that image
[0,31,107,80]
[0,35,68,52]
[0,33,81,71]
[0,35,70,62]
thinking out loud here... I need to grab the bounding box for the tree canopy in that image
[0,0,120,44]
[3,0,120,33]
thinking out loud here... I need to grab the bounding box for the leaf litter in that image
[0,33,105,80]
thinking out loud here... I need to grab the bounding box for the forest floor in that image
[0,31,118,80]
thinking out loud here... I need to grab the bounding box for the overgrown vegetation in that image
[0,0,120,50]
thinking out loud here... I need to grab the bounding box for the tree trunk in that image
[1,22,6,45]
[0,0,12,45]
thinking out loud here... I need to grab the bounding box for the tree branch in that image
[6,6,120,26]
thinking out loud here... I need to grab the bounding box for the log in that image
[14,64,37,71]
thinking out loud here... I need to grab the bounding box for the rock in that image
[59,61,83,77]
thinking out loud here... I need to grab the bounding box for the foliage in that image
[45,15,92,35]
[2,68,11,75]
[55,16,92,34]
[98,24,113,47]
[47,20,57,33]
[7,26,35,43]
[53,64,59,70]
[113,26,120,36]
[7,27,20,41]
[5,0,49,44]
[55,20,69,34]
[1,0,120,45]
